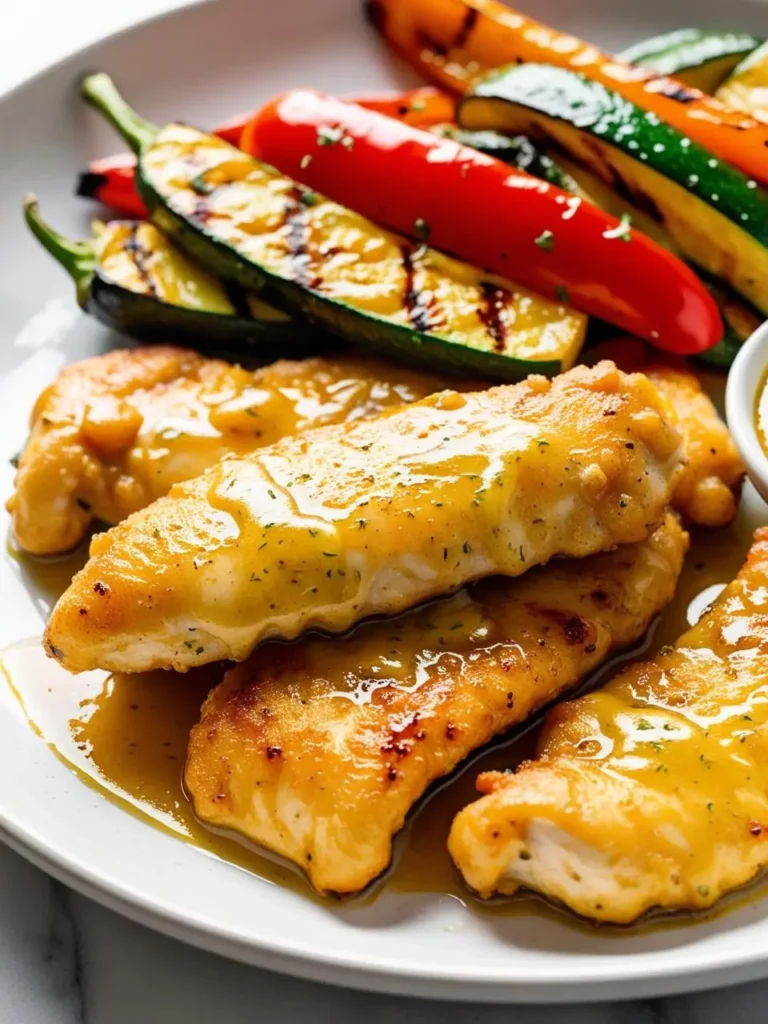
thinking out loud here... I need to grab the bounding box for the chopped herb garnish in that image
[308,528,318,538]
[410,98,426,112]
[554,284,570,304]
[300,188,319,207]
[244,407,259,417]
[267,489,277,500]
[414,217,431,243]
[534,229,555,251]
[537,439,550,447]
[603,212,632,242]
[317,125,342,146]
[9,451,20,470]
[636,719,653,731]
[360,443,373,451]
[76,496,92,512]
[322,552,338,558]
[356,519,367,529]
[462,541,472,554]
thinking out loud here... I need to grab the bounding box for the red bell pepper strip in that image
[75,88,454,218]
[244,89,722,355]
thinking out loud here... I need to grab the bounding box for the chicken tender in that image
[647,365,743,528]
[186,514,687,894]
[7,346,443,555]
[45,362,684,674]
[7,349,740,558]
[449,528,768,923]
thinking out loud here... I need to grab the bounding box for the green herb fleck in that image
[300,188,319,207]
[534,229,555,251]
[317,125,342,146]
[554,284,569,304]
[603,212,632,242]
[414,217,431,243]
[462,541,472,554]
[636,719,653,731]
[267,489,277,500]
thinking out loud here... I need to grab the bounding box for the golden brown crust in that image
[45,362,685,674]
[449,527,768,922]
[186,514,687,893]
[7,347,446,555]
[647,365,744,528]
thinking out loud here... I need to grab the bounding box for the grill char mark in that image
[478,283,510,353]
[283,186,320,290]
[401,245,442,333]
[451,7,478,50]
[125,225,159,299]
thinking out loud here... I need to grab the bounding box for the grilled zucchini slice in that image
[80,74,586,381]
[620,29,761,92]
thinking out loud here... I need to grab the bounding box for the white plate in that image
[2,0,768,1003]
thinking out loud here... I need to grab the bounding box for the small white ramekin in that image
[726,319,768,503]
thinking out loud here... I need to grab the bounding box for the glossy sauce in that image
[2,511,756,917]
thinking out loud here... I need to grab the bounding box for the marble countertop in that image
[3,2,768,1021]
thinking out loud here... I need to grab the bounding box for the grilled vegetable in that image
[459,64,768,317]
[248,87,722,353]
[715,40,768,122]
[23,199,304,355]
[552,156,761,368]
[76,110,252,217]
[429,126,584,194]
[365,0,768,187]
[620,29,761,92]
[79,74,587,380]
[78,88,454,219]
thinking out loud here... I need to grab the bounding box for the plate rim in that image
[2,0,768,1002]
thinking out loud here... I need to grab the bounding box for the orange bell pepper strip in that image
[365,0,768,187]
[75,88,454,218]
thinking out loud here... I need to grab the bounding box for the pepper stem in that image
[23,196,95,306]
[80,73,158,154]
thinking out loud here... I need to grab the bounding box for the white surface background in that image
[3,1,768,1021]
